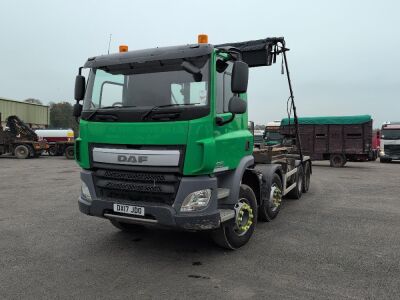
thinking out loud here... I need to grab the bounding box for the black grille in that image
[385,145,400,156]
[94,168,180,205]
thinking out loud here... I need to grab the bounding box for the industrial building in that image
[0,97,49,128]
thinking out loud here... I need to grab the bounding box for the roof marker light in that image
[119,45,128,52]
[198,34,208,44]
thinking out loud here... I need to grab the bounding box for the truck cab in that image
[74,36,311,249]
[380,123,400,162]
[264,121,283,146]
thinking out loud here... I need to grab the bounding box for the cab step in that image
[219,209,235,222]
[217,188,230,199]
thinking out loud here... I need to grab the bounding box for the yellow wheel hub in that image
[271,187,282,208]
[235,202,254,233]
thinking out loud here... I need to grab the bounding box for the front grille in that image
[94,168,180,205]
[385,145,400,156]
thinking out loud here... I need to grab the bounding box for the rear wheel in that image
[48,146,57,156]
[109,220,145,233]
[287,164,303,199]
[259,174,283,221]
[65,146,74,159]
[302,162,311,193]
[14,145,30,159]
[211,184,257,250]
[330,154,346,167]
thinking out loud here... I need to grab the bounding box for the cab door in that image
[213,57,252,173]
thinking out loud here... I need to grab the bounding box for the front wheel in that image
[211,184,258,250]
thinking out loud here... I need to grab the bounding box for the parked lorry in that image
[35,129,75,159]
[280,115,374,167]
[253,129,265,148]
[0,114,48,158]
[72,35,311,249]
[379,123,400,162]
[264,121,284,146]
[372,129,381,156]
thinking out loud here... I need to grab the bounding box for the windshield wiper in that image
[141,103,201,120]
[85,105,136,120]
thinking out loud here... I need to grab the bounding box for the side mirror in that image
[231,61,249,94]
[228,96,247,114]
[73,102,83,118]
[74,75,86,101]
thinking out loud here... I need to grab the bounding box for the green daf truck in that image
[73,35,311,249]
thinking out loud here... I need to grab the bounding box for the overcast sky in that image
[1,0,399,126]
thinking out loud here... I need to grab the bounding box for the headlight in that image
[379,150,385,156]
[81,180,92,201]
[180,189,212,212]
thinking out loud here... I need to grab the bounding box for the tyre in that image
[380,157,391,163]
[48,146,57,156]
[330,154,346,167]
[14,145,30,159]
[211,184,258,250]
[259,173,283,222]
[109,219,145,233]
[287,164,303,199]
[65,146,74,159]
[302,162,311,193]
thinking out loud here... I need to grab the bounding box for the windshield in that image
[83,56,209,111]
[265,131,283,141]
[381,129,400,140]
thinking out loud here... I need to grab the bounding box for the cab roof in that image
[84,44,213,68]
[83,37,286,69]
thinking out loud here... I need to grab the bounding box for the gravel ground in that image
[0,156,399,299]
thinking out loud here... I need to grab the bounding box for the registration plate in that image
[113,204,145,216]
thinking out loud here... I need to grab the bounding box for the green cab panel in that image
[76,49,253,176]
[77,116,222,176]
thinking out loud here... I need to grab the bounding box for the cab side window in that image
[216,59,233,114]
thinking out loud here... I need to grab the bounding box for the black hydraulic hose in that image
[282,47,303,163]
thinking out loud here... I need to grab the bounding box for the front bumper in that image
[381,154,400,160]
[78,170,222,231]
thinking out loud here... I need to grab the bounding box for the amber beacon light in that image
[119,45,128,52]
[198,34,208,44]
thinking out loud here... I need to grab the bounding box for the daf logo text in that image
[117,155,148,163]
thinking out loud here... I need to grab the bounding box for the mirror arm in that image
[216,113,236,126]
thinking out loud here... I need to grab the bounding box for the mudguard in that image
[252,164,283,207]
[217,155,254,205]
